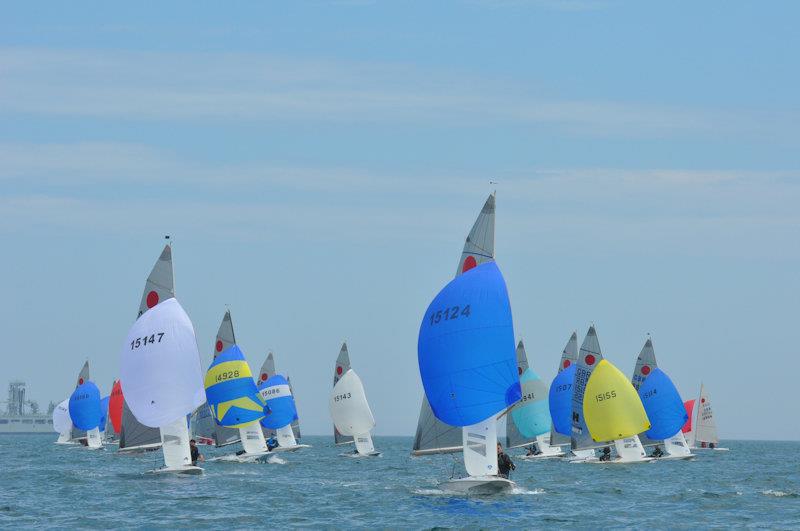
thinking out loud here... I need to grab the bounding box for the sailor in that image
[189,439,204,465]
[266,436,279,451]
[526,443,542,456]
[599,446,612,461]
[651,445,664,458]
[496,442,516,478]
[709,442,716,449]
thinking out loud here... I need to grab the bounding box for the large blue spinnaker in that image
[68,381,102,431]
[510,368,551,437]
[638,367,687,440]
[548,364,576,436]
[259,374,298,430]
[417,261,520,427]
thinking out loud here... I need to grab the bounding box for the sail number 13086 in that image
[429,305,471,326]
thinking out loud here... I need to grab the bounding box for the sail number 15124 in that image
[429,305,471,326]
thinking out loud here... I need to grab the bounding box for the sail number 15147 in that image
[130,333,165,350]
[429,305,471,325]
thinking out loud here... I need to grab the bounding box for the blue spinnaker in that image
[510,368,551,437]
[204,345,265,428]
[99,395,109,433]
[68,381,102,431]
[638,367,688,440]
[259,374,297,430]
[417,261,520,427]
[549,364,576,436]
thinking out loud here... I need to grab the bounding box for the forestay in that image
[412,193,496,456]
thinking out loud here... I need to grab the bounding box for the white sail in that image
[694,384,719,445]
[330,369,376,455]
[239,423,268,454]
[160,417,193,469]
[276,424,298,448]
[463,417,499,477]
[52,398,72,437]
[120,298,205,429]
[412,193,496,456]
[332,343,355,445]
[86,427,103,449]
[664,431,692,457]
[354,432,376,455]
[613,436,648,462]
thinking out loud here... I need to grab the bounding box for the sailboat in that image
[52,398,73,444]
[99,395,110,442]
[119,297,206,474]
[571,326,652,464]
[548,332,593,460]
[630,338,692,460]
[67,361,104,449]
[118,243,174,454]
[329,342,379,457]
[259,373,309,452]
[507,340,564,459]
[683,384,728,451]
[194,311,247,449]
[417,261,521,493]
[412,193,495,457]
[257,352,302,446]
[205,343,270,462]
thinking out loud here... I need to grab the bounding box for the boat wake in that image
[762,489,799,498]
[267,455,286,465]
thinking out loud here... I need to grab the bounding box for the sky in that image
[1,1,798,441]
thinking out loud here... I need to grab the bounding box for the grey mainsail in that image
[570,326,607,451]
[505,340,537,449]
[119,244,174,452]
[630,337,659,447]
[412,193,496,456]
[211,310,242,447]
[69,361,91,441]
[550,331,578,446]
[333,342,354,445]
[259,352,302,440]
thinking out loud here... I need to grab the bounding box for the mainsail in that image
[506,340,550,449]
[332,342,354,445]
[329,347,377,455]
[412,193,496,456]
[692,384,719,446]
[417,261,520,477]
[52,398,72,442]
[570,326,606,450]
[257,352,301,441]
[630,338,660,447]
[119,244,174,452]
[549,332,578,446]
[209,311,242,447]
[69,361,91,441]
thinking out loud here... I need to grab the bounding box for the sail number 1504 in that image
[429,305,471,325]
[130,333,165,350]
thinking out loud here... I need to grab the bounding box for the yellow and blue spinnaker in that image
[204,345,265,429]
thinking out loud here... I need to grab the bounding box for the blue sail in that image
[204,345,265,428]
[99,395,109,433]
[510,368,551,437]
[258,374,297,430]
[68,381,102,431]
[548,364,576,436]
[417,261,520,427]
[638,367,688,440]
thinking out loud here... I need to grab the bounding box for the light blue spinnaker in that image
[417,261,520,427]
[638,368,688,440]
[68,382,102,431]
[510,368,551,438]
[259,374,298,430]
[548,364,576,436]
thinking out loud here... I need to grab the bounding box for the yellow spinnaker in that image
[583,359,650,442]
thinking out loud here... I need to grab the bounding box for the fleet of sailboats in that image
[49,195,727,486]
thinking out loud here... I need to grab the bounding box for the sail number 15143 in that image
[429,305,471,325]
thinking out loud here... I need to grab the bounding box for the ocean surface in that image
[1,436,798,529]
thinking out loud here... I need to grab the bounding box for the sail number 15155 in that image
[429,305,471,326]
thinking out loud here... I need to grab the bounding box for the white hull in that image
[690,446,729,451]
[655,453,695,461]
[589,456,655,464]
[149,465,204,475]
[440,476,516,495]
[270,443,311,453]
[520,452,564,461]
[209,451,271,463]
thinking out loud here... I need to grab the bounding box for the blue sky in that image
[1,1,797,440]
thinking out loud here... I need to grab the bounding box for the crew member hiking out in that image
[496,442,515,478]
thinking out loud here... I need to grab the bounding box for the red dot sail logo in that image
[641,365,651,375]
[701,398,706,403]
[78,378,84,385]
[215,340,224,353]
[261,373,268,382]
[146,291,159,308]
[584,354,596,365]
[462,255,477,273]
[336,366,343,375]
[563,359,571,369]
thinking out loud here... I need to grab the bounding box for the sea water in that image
[1,436,798,528]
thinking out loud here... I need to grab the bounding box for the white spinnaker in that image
[52,399,72,435]
[329,369,375,440]
[664,431,691,457]
[239,423,268,454]
[463,416,499,477]
[694,385,719,445]
[120,298,205,429]
[332,343,354,445]
[160,417,193,468]
[276,425,298,447]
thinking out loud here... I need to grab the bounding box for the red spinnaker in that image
[109,380,124,434]
[681,399,695,433]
